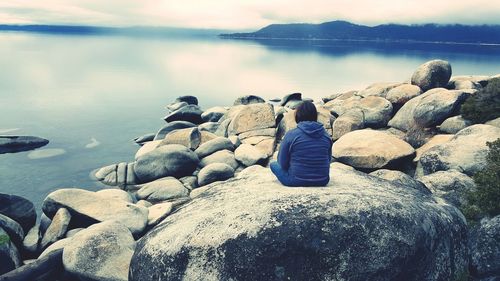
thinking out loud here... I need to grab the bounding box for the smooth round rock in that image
[0,136,49,154]
[201,106,228,122]
[233,95,265,106]
[386,84,422,106]
[154,121,196,141]
[0,193,36,233]
[413,89,469,128]
[197,163,235,186]
[195,137,234,159]
[439,116,471,134]
[235,144,268,167]
[160,127,201,150]
[419,170,476,208]
[164,105,203,124]
[175,95,198,105]
[136,177,189,203]
[411,60,452,92]
[199,149,239,170]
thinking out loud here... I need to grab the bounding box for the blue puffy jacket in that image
[278,121,333,183]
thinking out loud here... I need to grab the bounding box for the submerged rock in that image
[27,148,66,159]
[0,136,49,154]
[130,164,468,281]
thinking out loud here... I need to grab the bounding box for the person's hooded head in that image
[295,100,317,123]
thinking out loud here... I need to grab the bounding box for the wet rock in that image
[419,124,500,175]
[154,121,196,141]
[63,221,135,281]
[164,105,203,125]
[0,193,36,233]
[195,137,234,159]
[130,164,468,281]
[0,136,49,154]
[233,95,265,105]
[136,177,189,203]
[42,188,148,235]
[333,129,415,169]
[134,144,199,183]
[40,208,71,249]
[160,127,201,150]
[411,60,452,92]
[197,163,234,186]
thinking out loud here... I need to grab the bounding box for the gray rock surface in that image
[199,149,239,170]
[96,189,134,203]
[233,95,265,105]
[469,216,500,279]
[202,106,228,122]
[0,136,49,154]
[418,170,476,208]
[136,177,189,203]
[419,124,500,175]
[0,227,21,275]
[280,92,302,106]
[357,82,402,98]
[197,163,234,186]
[22,223,40,253]
[439,115,472,134]
[40,208,71,249]
[160,127,201,150]
[164,104,203,124]
[227,103,275,135]
[63,221,135,281]
[42,188,148,235]
[195,137,234,159]
[411,60,452,91]
[134,133,155,145]
[331,109,365,140]
[0,214,24,248]
[154,121,196,141]
[235,144,268,166]
[0,193,36,233]
[130,163,468,281]
[147,203,174,227]
[134,144,199,183]
[369,169,430,194]
[175,95,198,105]
[413,89,469,127]
[385,84,422,106]
[198,122,219,133]
[485,117,500,128]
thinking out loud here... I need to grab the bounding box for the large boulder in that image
[331,109,365,141]
[419,124,500,175]
[197,163,235,186]
[469,216,500,280]
[411,60,452,92]
[195,137,234,159]
[385,84,422,107]
[235,144,268,166]
[418,170,476,208]
[136,177,189,203]
[412,89,469,128]
[439,116,471,134]
[233,95,265,105]
[0,136,49,154]
[201,106,228,122]
[340,96,393,128]
[40,207,71,249]
[414,134,454,162]
[63,221,135,281]
[280,93,302,106]
[357,82,402,98]
[369,169,429,194]
[164,105,203,124]
[160,127,201,150]
[199,149,239,170]
[154,121,196,141]
[0,193,36,233]
[42,188,148,235]
[134,144,199,183]
[333,129,415,169]
[227,103,275,135]
[0,214,24,248]
[129,164,468,281]
[0,227,21,275]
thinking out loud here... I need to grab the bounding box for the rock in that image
[42,188,148,235]
[134,140,162,160]
[485,117,500,128]
[116,162,127,186]
[96,189,134,203]
[133,133,155,145]
[0,136,49,154]
[197,163,234,186]
[63,221,135,281]
[201,106,228,122]
[369,169,430,194]
[136,200,152,208]
[0,227,21,275]
[175,95,198,105]
[40,208,71,249]
[94,164,117,181]
[180,176,198,190]
[228,136,241,147]
[448,76,483,90]
[199,130,218,145]
[227,103,275,135]
[238,128,276,140]
[200,149,239,170]
[154,121,196,141]
[164,105,203,124]
[39,213,51,236]
[284,99,302,109]
[0,193,36,233]
[321,91,352,103]
[439,116,472,134]
[166,101,188,112]
[147,203,174,226]
[65,228,84,238]
[414,134,454,162]
[214,118,231,137]
[418,170,476,208]
[130,163,468,281]
[27,148,66,159]
[469,216,500,279]
[419,124,500,175]
[136,177,189,203]
[342,96,392,128]
[198,122,219,133]
[235,144,268,167]
[388,88,446,131]
[333,129,415,169]
[280,92,301,106]
[160,127,201,150]
[411,60,452,92]
[331,109,365,141]
[0,214,24,248]
[413,89,469,127]
[23,223,40,253]
[357,82,402,98]
[233,95,265,105]
[195,137,234,159]
[134,144,199,183]
[269,97,281,102]
[385,84,422,106]
[254,137,276,157]
[39,237,71,258]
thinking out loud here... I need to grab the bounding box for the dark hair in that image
[295,101,318,123]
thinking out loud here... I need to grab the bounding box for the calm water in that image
[1,33,500,209]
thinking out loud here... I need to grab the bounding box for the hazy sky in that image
[1,0,499,30]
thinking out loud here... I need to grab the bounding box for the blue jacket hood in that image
[297,121,326,138]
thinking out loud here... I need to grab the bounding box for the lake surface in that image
[1,32,500,209]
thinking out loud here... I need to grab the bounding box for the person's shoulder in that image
[284,127,301,138]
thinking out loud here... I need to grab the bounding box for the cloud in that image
[0,0,499,29]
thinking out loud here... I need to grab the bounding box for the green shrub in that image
[460,78,500,124]
[462,139,500,221]
[0,234,10,245]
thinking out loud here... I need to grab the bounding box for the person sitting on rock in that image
[270,101,333,186]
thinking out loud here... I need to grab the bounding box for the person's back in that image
[270,101,332,187]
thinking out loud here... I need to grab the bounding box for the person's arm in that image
[278,132,292,171]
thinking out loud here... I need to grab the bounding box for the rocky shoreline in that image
[1,59,499,280]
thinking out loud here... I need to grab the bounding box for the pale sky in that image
[1,0,499,30]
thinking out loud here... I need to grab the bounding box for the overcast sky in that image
[1,0,499,30]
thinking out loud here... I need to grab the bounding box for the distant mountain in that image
[0,24,229,38]
[221,20,500,44]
